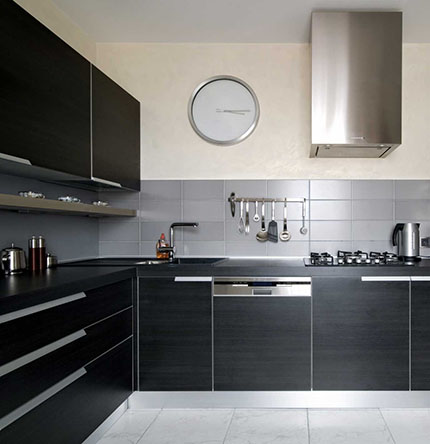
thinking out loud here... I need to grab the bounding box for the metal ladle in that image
[300,199,308,235]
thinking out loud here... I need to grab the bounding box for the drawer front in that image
[0,279,132,366]
[0,307,132,419]
[0,338,132,444]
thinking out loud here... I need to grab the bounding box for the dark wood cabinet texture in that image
[411,280,430,390]
[214,296,311,391]
[313,276,410,391]
[0,277,134,443]
[139,278,212,391]
[0,1,140,190]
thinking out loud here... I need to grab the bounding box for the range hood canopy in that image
[311,11,402,158]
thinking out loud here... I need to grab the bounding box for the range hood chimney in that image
[311,11,402,158]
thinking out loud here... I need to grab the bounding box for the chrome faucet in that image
[159,222,199,262]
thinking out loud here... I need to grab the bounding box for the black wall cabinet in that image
[411,280,430,390]
[139,278,212,391]
[92,66,140,191]
[214,296,311,391]
[313,277,409,390]
[0,0,91,177]
[0,1,140,190]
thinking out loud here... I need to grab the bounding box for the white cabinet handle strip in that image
[0,292,87,324]
[410,276,430,281]
[174,277,212,282]
[0,368,87,431]
[361,276,410,282]
[0,329,87,378]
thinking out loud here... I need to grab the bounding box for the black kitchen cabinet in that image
[0,0,91,177]
[0,339,132,444]
[214,296,311,390]
[92,66,140,190]
[411,279,430,390]
[139,277,212,390]
[313,276,409,390]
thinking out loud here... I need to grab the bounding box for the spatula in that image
[268,200,278,243]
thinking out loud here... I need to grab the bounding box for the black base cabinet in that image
[313,277,409,391]
[214,296,311,391]
[0,339,132,444]
[139,278,212,391]
[411,281,430,390]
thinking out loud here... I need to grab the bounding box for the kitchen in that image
[1,0,430,443]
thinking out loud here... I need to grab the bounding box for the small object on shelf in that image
[46,253,58,268]
[58,196,81,203]
[19,191,45,199]
[1,243,27,275]
[29,236,39,271]
[92,200,109,206]
[156,233,169,259]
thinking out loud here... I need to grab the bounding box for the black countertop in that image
[0,266,136,314]
[61,257,430,277]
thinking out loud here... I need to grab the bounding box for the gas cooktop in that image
[304,250,419,266]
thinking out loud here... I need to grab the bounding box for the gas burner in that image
[305,250,406,266]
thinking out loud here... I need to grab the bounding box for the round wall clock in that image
[188,75,260,145]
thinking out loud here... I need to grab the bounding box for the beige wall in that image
[96,43,430,180]
[14,0,96,62]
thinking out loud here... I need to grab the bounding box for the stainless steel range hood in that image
[311,11,402,158]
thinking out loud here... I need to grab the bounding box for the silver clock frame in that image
[188,75,260,146]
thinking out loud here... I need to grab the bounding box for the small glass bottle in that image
[156,233,169,259]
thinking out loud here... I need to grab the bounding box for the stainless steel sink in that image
[136,258,224,265]
[135,259,170,265]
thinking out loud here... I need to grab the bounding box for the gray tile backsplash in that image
[2,174,429,261]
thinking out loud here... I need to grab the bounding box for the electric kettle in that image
[392,223,421,261]
[1,243,27,275]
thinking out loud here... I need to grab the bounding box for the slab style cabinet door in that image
[214,296,311,390]
[92,66,140,191]
[411,278,430,390]
[0,0,91,177]
[139,277,212,390]
[313,276,409,390]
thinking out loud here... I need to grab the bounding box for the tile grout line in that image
[222,409,236,444]
[378,408,397,444]
[306,408,311,444]
[135,408,163,444]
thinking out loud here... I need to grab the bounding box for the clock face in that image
[188,76,259,145]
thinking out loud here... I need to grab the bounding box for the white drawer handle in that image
[0,367,87,431]
[0,152,32,165]
[0,329,87,378]
[0,292,87,324]
[174,277,212,282]
[411,276,430,281]
[361,276,410,282]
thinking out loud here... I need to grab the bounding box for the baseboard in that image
[129,391,430,409]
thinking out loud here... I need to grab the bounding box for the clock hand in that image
[216,109,251,115]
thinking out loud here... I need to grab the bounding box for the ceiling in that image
[52,0,430,43]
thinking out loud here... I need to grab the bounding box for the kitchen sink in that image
[62,257,225,266]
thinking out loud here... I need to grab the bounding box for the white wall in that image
[14,0,96,62]
[95,43,430,180]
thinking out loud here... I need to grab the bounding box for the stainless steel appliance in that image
[304,251,412,266]
[214,277,311,297]
[311,11,402,158]
[1,243,27,274]
[392,223,421,261]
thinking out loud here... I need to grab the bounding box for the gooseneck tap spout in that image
[159,222,199,262]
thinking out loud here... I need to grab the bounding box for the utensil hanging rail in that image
[228,192,306,217]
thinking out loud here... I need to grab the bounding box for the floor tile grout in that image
[221,408,236,444]
[378,408,398,444]
[135,408,163,444]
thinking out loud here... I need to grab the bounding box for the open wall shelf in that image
[0,193,136,218]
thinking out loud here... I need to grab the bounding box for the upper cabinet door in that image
[0,1,91,177]
[92,66,141,191]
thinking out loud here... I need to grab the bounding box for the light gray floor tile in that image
[380,409,430,444]
[224,409,308,444]
[308,409,394,444]
[138,409,233,444]
[97,410,160,444]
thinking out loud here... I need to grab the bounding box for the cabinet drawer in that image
[0,338,132,444]
[0,279,132,366]
[0,307,131,419]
